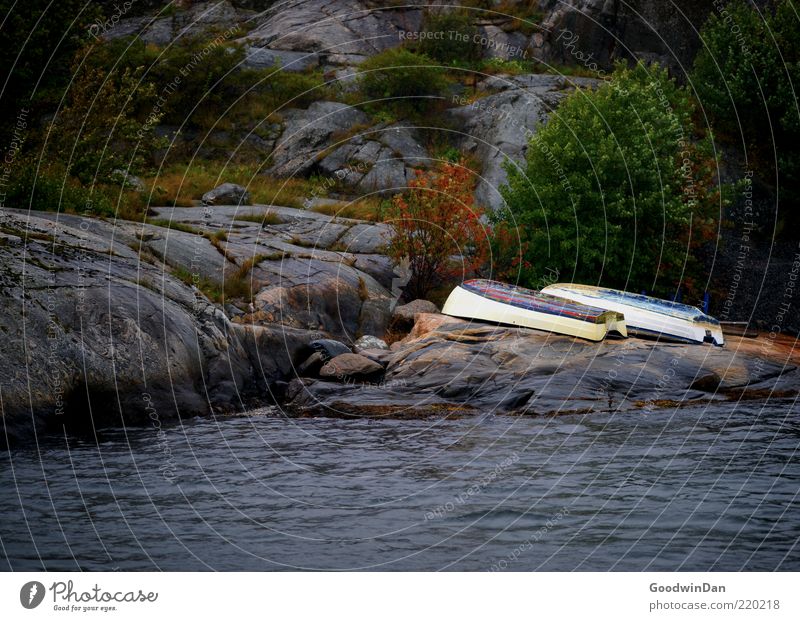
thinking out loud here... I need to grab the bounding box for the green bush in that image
[496,62,720,296]
[691,0,800,231]
[4,159,149,220]
[5,163,113,216]
[416,10,481,64]
[85,36,325,129]
[50,53,164,185]
[358,48,448,118]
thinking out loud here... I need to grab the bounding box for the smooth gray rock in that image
[392,299,440,329]
[335,223,390,254]
[0,210,252,444]
[447,75,598,209]
[268,102,371,177]
[478,24,529,60]
[315,123,430,195]
[240,0,422,65]
[0,204,397,445]
[357,298,391,339]
[102,1,250,45]
[298,351,325,376]
[146,204,394,340]
[202,183,251,206]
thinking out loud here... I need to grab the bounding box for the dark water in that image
[1,402,799,571]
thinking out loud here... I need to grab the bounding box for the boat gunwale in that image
[543,283,721,325]
[461,279,623,325]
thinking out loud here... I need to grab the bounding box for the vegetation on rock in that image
[496,62,720,297]
[387,160,489,299]
[415,9,481,65]
[358,48,449,119]
[691,0,800,232]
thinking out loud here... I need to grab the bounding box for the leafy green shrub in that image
[438,146,463,163]
[358,48,448,118]
[416,10,481,64]
[237,66,325,117]
[496,62,720,296]
[50,49,164,184]
[691,0,800,231]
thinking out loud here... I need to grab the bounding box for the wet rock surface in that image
[286,313,800,419]
[2,207,797,442]
[0,205,396,444]
[319,353,384,379]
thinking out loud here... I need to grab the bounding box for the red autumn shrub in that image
[387,160,489,300]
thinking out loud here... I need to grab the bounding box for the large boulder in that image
[0,210,252,444]
[268,102,371,177]
[240,0,423,66]
[201,183,251,206]
[354,335,389,351]
[316,123,431,195]
[391,299,440,331]
[309,339,351,361]
[448,74,598,209]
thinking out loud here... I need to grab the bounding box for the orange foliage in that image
[387,160,489,300]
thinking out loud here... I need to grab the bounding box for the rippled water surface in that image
[1,402,799,571]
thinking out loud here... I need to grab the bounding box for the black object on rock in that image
[308,339,351,361]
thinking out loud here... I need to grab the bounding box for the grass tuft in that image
[234,210,284,225]
[309,196,389,222]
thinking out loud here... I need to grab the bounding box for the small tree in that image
[497,61,720,296]
[388,161,489,299]
[416,9,481,65]
[358,48,448,119]
[51,46,163,184]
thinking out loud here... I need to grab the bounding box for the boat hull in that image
[442,281,627,341]
[542,284,724,346]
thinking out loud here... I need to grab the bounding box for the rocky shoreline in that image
[1,206,798,446]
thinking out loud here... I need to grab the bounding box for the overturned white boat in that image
[542,283,724,346]
[442,279,627,342]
